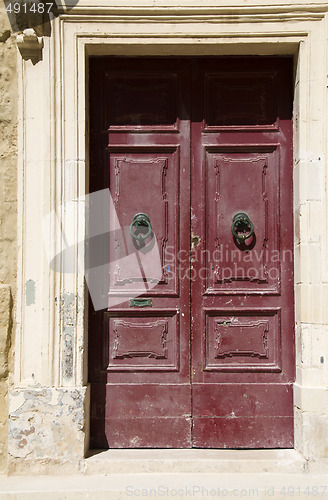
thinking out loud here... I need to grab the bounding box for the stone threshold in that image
[2,471,328,500]
[83,449,307,474]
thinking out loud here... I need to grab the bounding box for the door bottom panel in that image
[104,417,192,449]
[192,416,294,449]
[90,383,192,448]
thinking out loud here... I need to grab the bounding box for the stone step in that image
[83,449,306,474]
[1,471,328,499]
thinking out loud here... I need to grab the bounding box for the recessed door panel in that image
[106,312,179,371]
[106,72,178,129]
[204,309,281,372]
[108,150,179,296]
[205,148,280,293]
[205,71,278,128]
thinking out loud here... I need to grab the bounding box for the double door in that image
[89,56,294,448]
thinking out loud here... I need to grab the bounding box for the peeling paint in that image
[25,280,35,306]
[60,293,77,380]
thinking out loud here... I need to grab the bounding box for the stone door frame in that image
[10,3,328,472]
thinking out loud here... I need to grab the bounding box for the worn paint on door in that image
[88,57,294,449]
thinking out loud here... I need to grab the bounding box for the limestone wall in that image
[0,2,17,475]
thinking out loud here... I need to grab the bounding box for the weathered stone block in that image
[8,386,89,474]
[295,408,328,460]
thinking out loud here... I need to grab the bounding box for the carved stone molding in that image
[16,28,43,63]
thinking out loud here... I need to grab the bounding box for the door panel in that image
[89,58,191,448]
[106,72,179,130]
[192,415,293,448]
[205,148,280,292]
[89,56,294,449]
[191,58,294,448]
[106,312,180,371]
[204,309,281,372]
[108,150,179,297]
[204,71,279,128]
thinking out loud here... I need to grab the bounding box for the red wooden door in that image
[88,57,294,449]
[190,58,294,448]
[89,58,193,448]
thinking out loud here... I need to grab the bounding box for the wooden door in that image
[191,58,294,448]
[88,56,294,449]
[88,58,192,448]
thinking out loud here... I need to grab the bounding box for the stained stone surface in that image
[8,387,89,474]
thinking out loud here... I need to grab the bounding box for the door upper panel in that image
[106,72,179,131]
